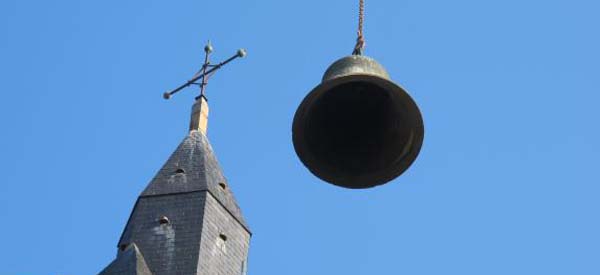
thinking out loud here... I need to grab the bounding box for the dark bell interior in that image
[304,81,412,183]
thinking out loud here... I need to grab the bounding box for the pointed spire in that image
[140,130,249,230]
[107,131,251,275]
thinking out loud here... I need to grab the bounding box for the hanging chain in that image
[352,0,365,55]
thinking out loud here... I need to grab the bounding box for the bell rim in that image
[292,74,425,189]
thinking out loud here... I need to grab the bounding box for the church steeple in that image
[98,43,250,275]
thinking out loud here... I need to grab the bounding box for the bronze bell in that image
[292,55,424,189]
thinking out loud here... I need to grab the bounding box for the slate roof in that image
[116,192,207,274]
[98,243,152,275]
[140,130,249,231]
[99,130,251,275]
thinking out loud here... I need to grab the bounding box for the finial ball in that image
[163,92,171,100]
[237,49,247,58]
[204,44,213,54]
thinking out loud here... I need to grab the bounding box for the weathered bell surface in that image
[292,55,424,189]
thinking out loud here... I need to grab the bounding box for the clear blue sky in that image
[1,0,598,274]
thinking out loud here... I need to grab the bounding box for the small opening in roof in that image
[175,168,185,174]
[158,216,170,225]
[218,182,227,190]
[219,234,228,242]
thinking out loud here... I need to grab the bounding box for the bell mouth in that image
[292,74,424,189]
